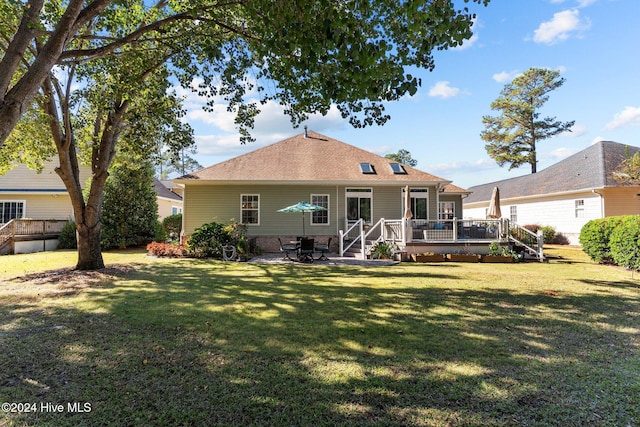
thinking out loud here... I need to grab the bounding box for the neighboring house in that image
[0,161,91,224]
[153,179,183,220]
[0,161,92,254]
[463,141,640,245]
[174,129,471,254]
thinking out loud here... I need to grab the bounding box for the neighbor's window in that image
[171,206,182,215]
[241,194,260,224]
[311,194,329,224]
[0,201,25,224]
[575,199,585,218]
[510,205,518,223]
[438,201,455,220]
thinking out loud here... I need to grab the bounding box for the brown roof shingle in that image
[179,130,461,188]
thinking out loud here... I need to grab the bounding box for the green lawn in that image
[1,247,638,426]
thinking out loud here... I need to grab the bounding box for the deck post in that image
[453,217,458,242]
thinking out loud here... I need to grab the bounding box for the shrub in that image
[580,217,625,264]
[369,242,397,259]
[162,214,182,241]
[146,242,187,257]
[154,221,168,243]
[609,216,640,270]
[57,220,77,249]
[187,221,233,258]
[539,225,556,244]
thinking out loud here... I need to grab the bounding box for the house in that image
[0,161,91,223]
[463,141,640,245]
[174,129,476,256]
[0,161,92,254]
[1,162,182,254]
[153,179,183,220]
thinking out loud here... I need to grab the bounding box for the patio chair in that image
[315,237,332,260]
[298,238,314,263]
[278,237,297,261]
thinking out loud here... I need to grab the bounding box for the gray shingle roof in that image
[464,141,640,203]
[153,179,182,201]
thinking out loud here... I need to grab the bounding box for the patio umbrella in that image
[487,186,502,219]
[277,201,327,236]
[403,185,413,219]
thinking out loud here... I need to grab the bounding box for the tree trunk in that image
[75,221,105,270]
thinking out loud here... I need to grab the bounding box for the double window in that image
[241,194,260,224]
[1,201,25,224]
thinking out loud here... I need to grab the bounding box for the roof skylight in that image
[359,163,376,174]
[389,162,407,174]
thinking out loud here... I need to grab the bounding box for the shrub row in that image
[580,216,640,269]
[147,220,248,259]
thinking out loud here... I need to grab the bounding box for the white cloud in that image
[428,81,460,98]
[576,0,597,7]
[492,70,519,83]
[562,123,587,137]
[606,106,640,130]
[533,9,591,45]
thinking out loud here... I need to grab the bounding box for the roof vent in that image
[304,125,308,138]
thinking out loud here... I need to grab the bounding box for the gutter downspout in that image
[592,189,604,218]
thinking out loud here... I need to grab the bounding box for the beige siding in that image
[602,187,640,216]
[0,161,92,190]
[0,194,75,221]
[157,198,182,221]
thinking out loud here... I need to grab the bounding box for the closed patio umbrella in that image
[277,201,327,236]
[403,185,413,219]
[487,186,502,219]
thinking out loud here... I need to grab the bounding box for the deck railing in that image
[0,219,68,252]
[339,217,544,261]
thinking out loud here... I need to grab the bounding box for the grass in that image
[0,246,639,426]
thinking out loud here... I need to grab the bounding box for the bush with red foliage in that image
[146,242,188,258]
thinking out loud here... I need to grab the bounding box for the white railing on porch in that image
[340,217,544,261]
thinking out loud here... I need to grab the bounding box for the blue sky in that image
[176,0,640,189]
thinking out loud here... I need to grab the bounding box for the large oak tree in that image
[1,0,489,270]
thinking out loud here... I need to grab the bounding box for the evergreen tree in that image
[101,162,159,249]
[481,67,574,173]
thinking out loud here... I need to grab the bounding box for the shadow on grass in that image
[1,260,639,426]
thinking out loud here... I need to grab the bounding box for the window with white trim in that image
[241,194,260,224]
[171,206,183,215]
[510,205,518,223]
[311,194,329,224]
[346,188,372,224]
[0,201,25,224]
[403,188,428,220]
[438,201,455,220]
[575,199,585,218]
